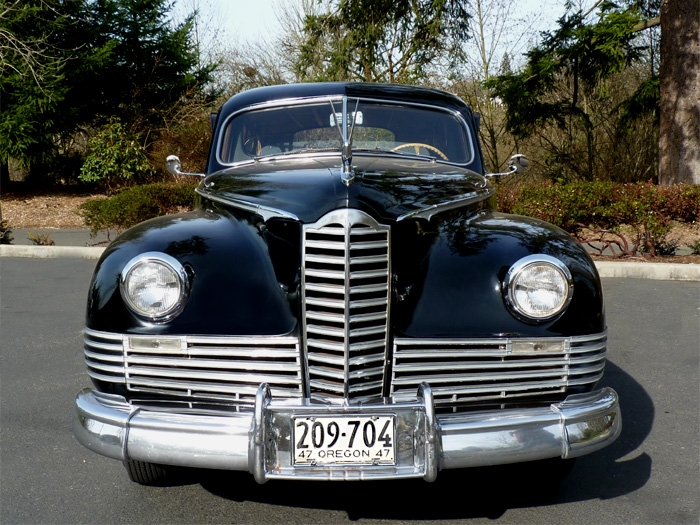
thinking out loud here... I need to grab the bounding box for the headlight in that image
[120,252,190,322]
[503,255,573,322]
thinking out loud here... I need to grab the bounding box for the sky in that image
[171,0,285,45]
[201,0,282,41]
[172,0,591,43]
[171,0,599,68]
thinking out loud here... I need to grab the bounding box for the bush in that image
[79,119,154,191]
[496,181,700,257]
[79,181,198,236]
[27,232,55,246]
[0,219,13,244]
[689,240,700,256]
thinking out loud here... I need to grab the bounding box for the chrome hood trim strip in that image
[396,187,495,222]
[195,187,300,221]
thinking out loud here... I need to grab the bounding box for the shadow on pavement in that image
[186,360,654,521]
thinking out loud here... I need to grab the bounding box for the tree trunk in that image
[658,0,700,185]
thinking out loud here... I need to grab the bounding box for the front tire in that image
[123,460,170,486]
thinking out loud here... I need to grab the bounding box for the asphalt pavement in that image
[1,227,699,281]
[1,260,698,523]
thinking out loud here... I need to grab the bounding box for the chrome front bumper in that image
[73,384,621,483]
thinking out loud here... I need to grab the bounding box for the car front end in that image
[73,83,620,484]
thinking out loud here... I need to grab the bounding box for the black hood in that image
[197,156,493,224]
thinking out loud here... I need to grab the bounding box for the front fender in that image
[393,211,604,338]
[86,208,297,336]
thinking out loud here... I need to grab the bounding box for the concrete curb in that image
[594,261,700,281]
[1,244,699,281]
[0,245,105,260]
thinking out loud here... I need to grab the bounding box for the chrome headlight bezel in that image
[503,254,574,323]
[119,252,190,322]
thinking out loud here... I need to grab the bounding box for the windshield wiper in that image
[353,147,439,160]
[255,147,338,160]
[352,146,398,154]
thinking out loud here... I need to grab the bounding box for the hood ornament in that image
[330,97,359,186]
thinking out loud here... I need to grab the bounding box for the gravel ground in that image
[1,192,95,229]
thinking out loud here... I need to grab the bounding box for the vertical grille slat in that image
[302,209,391,402]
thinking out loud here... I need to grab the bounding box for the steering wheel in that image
[391,143,448,160]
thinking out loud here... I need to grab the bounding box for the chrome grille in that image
[302,209,391,401]
[391,333,608,408]
[84,329,303,406]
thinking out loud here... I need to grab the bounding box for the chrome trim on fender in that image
[194,187,300,221]
[396,187,495,222]
[83,329,304,405]
[392,332,608,407]
[73,385,620,482]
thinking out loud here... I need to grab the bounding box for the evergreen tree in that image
[293,0,470,84]
[85,0,216,134]
[487,2,645,180]
[0,0,82,171]
[0,0,216,183]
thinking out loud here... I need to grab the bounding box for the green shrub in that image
[496,181,700,257]
[688,239,700,256]
[649,238,678,256]
[27,232,55,245]
[79,181,198,236]
[79,119,154,191]
[0,219,13,244]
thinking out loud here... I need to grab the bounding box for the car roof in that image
[218,82,472,117]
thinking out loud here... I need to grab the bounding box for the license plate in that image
[293,415,395,465]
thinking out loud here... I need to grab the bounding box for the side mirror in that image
[509,154,529,174]
[485,154,529,178]
[165,155,204,178]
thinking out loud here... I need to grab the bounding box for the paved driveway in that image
[1,258,697,523]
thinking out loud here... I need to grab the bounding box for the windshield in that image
[218,98,472,164]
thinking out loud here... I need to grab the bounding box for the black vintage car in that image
[74,82,620,485]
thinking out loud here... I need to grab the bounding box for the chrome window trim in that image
[215,95,477,168]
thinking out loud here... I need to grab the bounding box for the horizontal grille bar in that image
[84,329,303,406]
[302,209,391,402]
[391,333,608,406]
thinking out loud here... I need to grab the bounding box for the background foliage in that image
[0,0,216,186]
[79,118,154,191]
[78,181,198,235]
[497,180,700,255]
[0,0,670,188]
[2,0,697,257]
